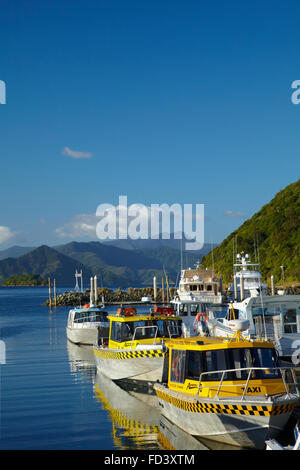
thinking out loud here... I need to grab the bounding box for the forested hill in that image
[201,179,300,284]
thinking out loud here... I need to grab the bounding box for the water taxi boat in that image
[154,333,300,448]
[66,304,109,345]
[93,306,182,383]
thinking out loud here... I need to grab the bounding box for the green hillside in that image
[0,241,202,287]
[3,274,47,286]
[201,179,300,285]
[55,241,201,286]
[0,245,91,286]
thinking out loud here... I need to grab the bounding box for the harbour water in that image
[0,287,296,451]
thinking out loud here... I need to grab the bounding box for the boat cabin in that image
[166,335,293,398]
[68,307,109,326]
[176,267,222,303]
[104,307,182,350]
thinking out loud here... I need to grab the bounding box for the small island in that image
[3,274,47,286]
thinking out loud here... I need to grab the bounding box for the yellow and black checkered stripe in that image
[95,348,167,360]
[156,389,296,417]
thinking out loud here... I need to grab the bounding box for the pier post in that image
[48,278,52,310]
[90,277,94,306]
[233,275,237,300]
[240,275,244,301]
[53,278,57,307]
[153,276,157,302]
[94,275,98,305]
[271,275,275,295]
[166,275,169,303]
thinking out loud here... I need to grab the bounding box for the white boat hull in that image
[93,345,167,382]
[66,326,98,345]
[154,384,299,449]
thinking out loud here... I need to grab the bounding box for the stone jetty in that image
[43,286,177,307]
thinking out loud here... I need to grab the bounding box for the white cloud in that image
[55,214,98,239]
[0,226,16,244]
[62,146,93,159]
[225,210,246,219]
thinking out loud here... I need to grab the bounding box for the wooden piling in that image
[53,278,57,307]
[48,278,52,310]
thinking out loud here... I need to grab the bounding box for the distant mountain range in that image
[0,239,214,287]
[201,178,300,284]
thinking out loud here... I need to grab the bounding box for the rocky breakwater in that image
[43,286,177,306]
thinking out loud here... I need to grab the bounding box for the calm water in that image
[1,287,296,451]
[1,287,220,451]
[0,287,164,450]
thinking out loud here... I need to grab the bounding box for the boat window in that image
[190,304,199,316]
[229,348,253,380]
[121,322,135,341]
[132,321,157,340]
[203,350,227,381]
[199,284,204,291]
[227,306,240,321]
[179,304,188,316]
[227,348,281,380]
[170,349,186,383]
[191,347,281,382]
[206,284,212,291]
[73,310,108,323]
[155,319,181,338]
[283,309,297,333]
[254,348,281,378]
[110,321,123,342]
[164,319,182,338]
[74,312,84,323]
[190,285,197,291]
[186,351,203,380]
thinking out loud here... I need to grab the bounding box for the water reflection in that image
[93,373,244,451]
[94,372,161,450]
[66,340,96,383]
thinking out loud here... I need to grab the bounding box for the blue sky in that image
[0,0,300,248]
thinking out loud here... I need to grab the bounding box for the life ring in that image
[196,312,207,322]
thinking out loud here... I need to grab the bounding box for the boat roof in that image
[70,306,107,313]
[108,313,182,322]
[180,268,218,282]
[165,335,274,351]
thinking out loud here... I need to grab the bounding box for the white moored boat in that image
[204,252,300,361]
[171,264,223,337]
[206,294,300,361]
[66,304,109,345]
[229,252,267,300]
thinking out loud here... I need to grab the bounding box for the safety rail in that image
[196,366,300,401]
[130,325,159,348]
[167,324,182,339]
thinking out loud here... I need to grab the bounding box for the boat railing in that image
[196,366,300,401]
[167,324,182,339]
[130,325,159,348]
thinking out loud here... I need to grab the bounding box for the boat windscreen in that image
[110,319,182,343]
[180,347,281,383]
[73,311,108,323]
